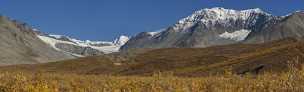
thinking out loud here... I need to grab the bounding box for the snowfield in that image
[219,29,251,41]
[37,34,129,56]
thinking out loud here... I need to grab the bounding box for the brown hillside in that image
[1,38,304,77]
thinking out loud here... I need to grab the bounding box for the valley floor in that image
[0,69,304,92]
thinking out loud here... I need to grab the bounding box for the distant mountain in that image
[37,33,129,57]
[0,14,130,65]
[245,11,304,43]
[0,15,73,65]
[121,7,304,50]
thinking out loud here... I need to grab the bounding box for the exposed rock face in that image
[0,16,73,65]
[121,8,304,51]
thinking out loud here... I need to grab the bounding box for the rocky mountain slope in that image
[245,11,304,43]
[0,16,73,65]
[121,7,304,50]
[37,33,129,57]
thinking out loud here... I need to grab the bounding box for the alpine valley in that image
[0,7,304,76]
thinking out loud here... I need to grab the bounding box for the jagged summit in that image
[178,7,269,23]
[175,7,272,30]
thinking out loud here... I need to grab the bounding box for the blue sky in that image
[0,0,303,41]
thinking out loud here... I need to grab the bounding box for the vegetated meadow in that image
[0,65,304,92]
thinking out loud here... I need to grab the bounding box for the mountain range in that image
[121,7,304,50]
[0,14,129,65]
[0,7,304,66]
[37,33,129,56]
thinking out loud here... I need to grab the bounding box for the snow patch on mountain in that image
[91,46,121,54]
[38,34,129,55]
[37,35,86,57]
[113,35,130,45]
[146,28,167,37]
[47,34,115,46]
[37,35,75,50]
[219,29,251,41]
[147,31,160,36]
[48,34,65,39]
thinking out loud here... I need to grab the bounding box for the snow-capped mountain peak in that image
[175,7,271,30]
[198,7,266,15]
[113,35,130,46]
[120,7,290,51]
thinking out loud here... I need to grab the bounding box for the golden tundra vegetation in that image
[0,64,304,92]
[1,38,304,92]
